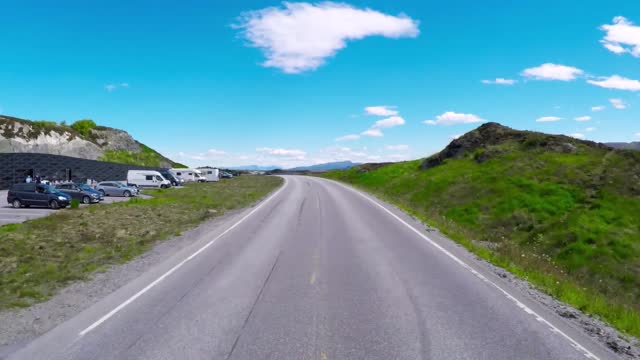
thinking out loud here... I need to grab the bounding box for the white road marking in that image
[326,178,599,360]
[78,178,289,336]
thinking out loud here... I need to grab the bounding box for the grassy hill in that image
[0,115,184,168]
[323,122,640,337]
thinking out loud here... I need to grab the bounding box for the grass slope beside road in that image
[0,176,283,310]
[323,130,640,338]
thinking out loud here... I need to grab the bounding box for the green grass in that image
[99,144,182,167]
[70,119,97,137]
[0,176,282,309]
[323,141,640,338]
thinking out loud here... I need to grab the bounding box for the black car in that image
[160,171,181,187]
[55,183,103,204]
[7,183,72,209]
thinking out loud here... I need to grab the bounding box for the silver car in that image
[96,181,139,197]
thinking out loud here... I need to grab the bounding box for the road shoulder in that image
[0,203,259,354]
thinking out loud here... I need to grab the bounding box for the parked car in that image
[75,183,105,199]
[159,170,182,187]
[127,170,171,189]
[55,183,103,204]
[96,182,139,197]
[221,172,234,179]
[7,183,71,209]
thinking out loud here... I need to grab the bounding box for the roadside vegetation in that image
[99,144,186,168]
[323,124,640,338]
[0,176,282,310]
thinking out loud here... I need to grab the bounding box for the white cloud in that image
[388,154,410,161]
[177,149,229,162]
[521,63,584,81]
[105,83,130,92]
[372,115,405,129]
[587,75,640,91]
[591,105,605,112]
[424,111,485,125]
[361,128,383,137]
[635,132,640,138]
[450,134,463,140]
[585,127,596,132]
[256,147,307,157]
[536,116,562,122]
[385,144,409,151]
[206,149,227,156]
[568,133,585,139]
[610,98,627,109]
[236,2,419,73]
[481,78,517,85]
[336,134,360,141]
[600,16,640,57]
[365,106,398,116]
[575,116,591,122]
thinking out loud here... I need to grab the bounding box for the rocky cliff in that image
[0,115,180,168]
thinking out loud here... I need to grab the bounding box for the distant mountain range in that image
[606,142,640,150]
[287,161,361,172]
[228,165,280,171]
[229,161,361,172]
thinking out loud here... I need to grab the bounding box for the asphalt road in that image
[6,176,617,360]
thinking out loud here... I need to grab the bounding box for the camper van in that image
[171,168,195,182]
[197,168,220,182]
[127,170,172,188]
[170,168,205,182]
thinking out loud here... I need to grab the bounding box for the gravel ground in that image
[1,202,638,359]
[0,207,245,355]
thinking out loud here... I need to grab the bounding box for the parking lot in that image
[0,189,151,226]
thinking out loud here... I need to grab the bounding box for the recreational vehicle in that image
[197,167,220,182]
[170,169,206,182]
[127,170,171,188]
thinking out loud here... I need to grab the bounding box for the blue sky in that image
[1,0,640,167]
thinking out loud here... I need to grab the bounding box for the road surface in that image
[6,176,617,359]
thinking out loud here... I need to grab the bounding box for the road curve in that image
[7,175,617,360]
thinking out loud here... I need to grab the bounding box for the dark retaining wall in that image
[0,153,164,189]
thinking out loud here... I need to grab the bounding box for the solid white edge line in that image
[323,178,599,360]
[78,177,288,337]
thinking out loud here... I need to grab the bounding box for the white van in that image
[127,170,172,188]
[170,168,205,182]
[171,168,196,182]
[193,169,206,183]
[197,168,220,182]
